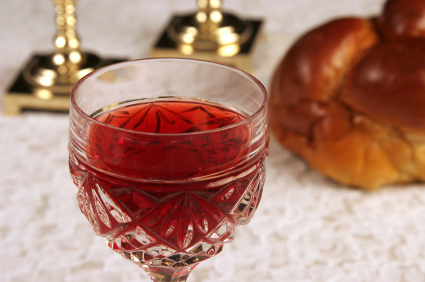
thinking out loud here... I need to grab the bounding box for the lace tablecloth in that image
[3,0,425,281]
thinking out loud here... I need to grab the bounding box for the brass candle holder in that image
[3,0,123,115]
[152,0,263,73]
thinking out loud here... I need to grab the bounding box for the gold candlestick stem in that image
[54,0,80,52]
[52,0,84,69]
[196,0,223,43]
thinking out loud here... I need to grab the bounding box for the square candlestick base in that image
[151,16,263,74]
[2,54,125,115]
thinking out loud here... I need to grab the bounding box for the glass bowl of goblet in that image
[68,58,269,282]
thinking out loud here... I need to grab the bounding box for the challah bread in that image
[270,0,425,189]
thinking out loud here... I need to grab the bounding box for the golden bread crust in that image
[270,0,425,189]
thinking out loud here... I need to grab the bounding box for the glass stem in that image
[142,265,198,282]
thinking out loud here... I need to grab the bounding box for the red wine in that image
[69,99,266,253]
[88,99,252,181]
[96,99,246,133]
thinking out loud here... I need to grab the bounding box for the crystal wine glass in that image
[68,58,269,282]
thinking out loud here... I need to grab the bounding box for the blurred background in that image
[4,0,425,282]
[0,0,385,91]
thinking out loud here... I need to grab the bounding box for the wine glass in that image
[68,58,269,282]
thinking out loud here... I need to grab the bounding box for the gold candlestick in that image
[24,0,104,93]
[152,0,263,73]
[3,0,123,115]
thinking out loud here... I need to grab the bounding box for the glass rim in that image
[70,57,268,137]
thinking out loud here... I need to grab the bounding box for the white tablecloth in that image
[3,0,425,281]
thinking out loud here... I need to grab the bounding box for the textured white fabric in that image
[4,0,425,281]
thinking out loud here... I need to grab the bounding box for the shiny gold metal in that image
[152,0,263,73]
[3,0,123,115]
[23,0,105,94]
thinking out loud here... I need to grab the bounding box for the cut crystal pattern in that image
[69,150,267,268]
[69,153,85,187]
[126,225,157,247]
[207,217,235,243]
[92,189,111,228]
[147,244,177,257]
[80,189,94,224]
[92,177,132,224]
[230,165,265,225]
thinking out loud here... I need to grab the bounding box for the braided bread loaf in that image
[270,0,425,189]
